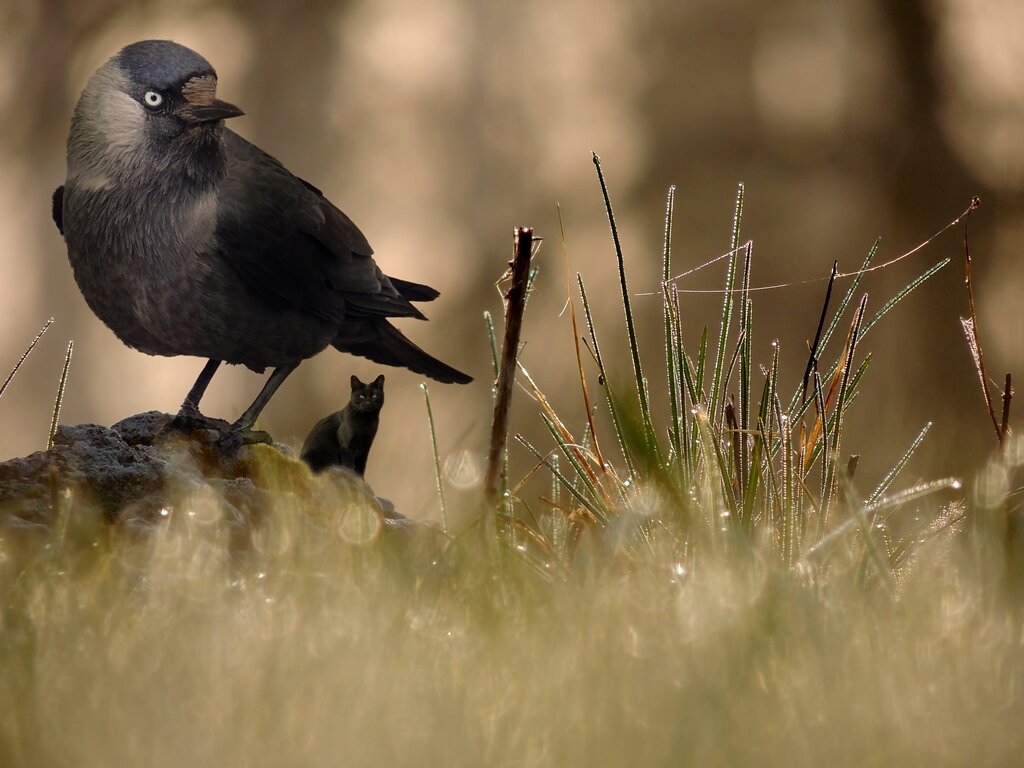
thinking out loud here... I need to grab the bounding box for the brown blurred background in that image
[1,0,1021,519]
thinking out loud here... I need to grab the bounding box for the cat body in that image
[300,374,384,475]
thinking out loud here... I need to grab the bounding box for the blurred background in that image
[0,0,1021,519]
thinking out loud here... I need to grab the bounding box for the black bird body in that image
[57,40,469,430]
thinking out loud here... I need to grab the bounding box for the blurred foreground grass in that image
[1,473,1022,767]
[1,170,1022,766]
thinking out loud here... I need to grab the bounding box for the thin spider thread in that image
[634,199,977,297]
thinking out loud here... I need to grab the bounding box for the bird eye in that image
[143,91,164,108]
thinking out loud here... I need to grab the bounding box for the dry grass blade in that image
[802,262,838,405]
[802,298,865,473]
[517,363,615,506]
[1000,373,1012,441]
[558,205,606,472]
[958,196,1010,447]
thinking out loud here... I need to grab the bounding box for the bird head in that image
[68,40,243,183]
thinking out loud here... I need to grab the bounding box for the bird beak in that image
[179,74,244,124]
[183,99,245,124]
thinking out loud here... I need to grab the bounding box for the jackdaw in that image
[54,39,471,433]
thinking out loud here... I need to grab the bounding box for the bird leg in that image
[179,358,222,416]
[161,359,228,435]
[231,362,299,432]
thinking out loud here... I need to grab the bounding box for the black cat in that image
[300,375,384,475]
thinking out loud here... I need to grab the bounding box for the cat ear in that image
[351,375,363,389]
[373,375,385,386]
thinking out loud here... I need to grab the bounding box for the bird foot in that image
[160,409,272,447]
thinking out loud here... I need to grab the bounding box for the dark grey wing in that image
[52,186,64,235]
[214,130,427,322]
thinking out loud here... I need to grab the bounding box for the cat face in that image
[349,374,385,413]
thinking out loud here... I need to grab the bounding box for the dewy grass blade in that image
[578,273,637,479]
[789,240,876,416]
[720,330,745,432]
[805,477,962,561]
[812,369,829,503]
[839,474,897,591]
[665,287,686,465]
[559,205,607,473]
[738,241,754,498]
[670,292,701,410]
[868,422,932,505]
[709,183,745,426]
[47,340,73,451]
[518,358,612,509]
[864,477,963,517]
[539,413,609,520]
[515,434,608,523]
[662,186,685,467]
[484,311,499,380]
[801,261,838,406]
[592,153,662,465]
[1,317,54,403]
[791,257,941,427]
[860,258,950,339]
[420,383,449,535]
[668,290,700,475]
[821,294,869,527]
[777,395,797,563]
[745,341,779,526]
[695,326,709,398]
[820,240,875,359]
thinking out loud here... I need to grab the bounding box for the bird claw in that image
[162,408,232,436]
[160,405,270,442]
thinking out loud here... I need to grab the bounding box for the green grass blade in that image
[812,369,829,499]
[592,153,662,466]
[860,259,950,339]
[484,310,499,380]
[738,242,753,498]
[868,422,933,505]
[821,294,869,526]
[819,240,876,361]
[539,412,607,520]
[692,405,737,527]
[744,342,779,527]
[695,326,709,397]
[789,240,877,416]
[420,383,449,534]
[709,183,744,426]
[515,434,609,524]
[578,273,637,479]
[662,187,685,468]
[47,340,73,451]
[864,477,963,517]
[720,330,745,431]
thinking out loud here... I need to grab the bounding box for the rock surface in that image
[0,412,439,549]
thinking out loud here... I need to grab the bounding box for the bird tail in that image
[388,277,440,303]
[333,320,472,384]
